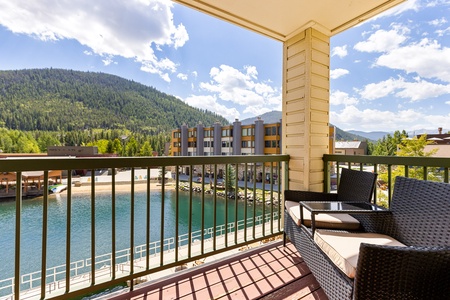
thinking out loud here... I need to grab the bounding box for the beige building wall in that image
[282,28,330,192]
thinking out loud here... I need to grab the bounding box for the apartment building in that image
[171,118,281,157]
[171,117,281,182]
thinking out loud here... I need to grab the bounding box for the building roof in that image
[335,141,365,149]
[173,0,405,41]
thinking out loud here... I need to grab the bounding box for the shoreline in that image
[63,181,177,195]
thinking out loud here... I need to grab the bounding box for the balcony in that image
[2,153,450,299]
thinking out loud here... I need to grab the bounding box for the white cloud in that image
[199,64,281,108]
[330,68,349,79]
[102,55,116,66]
[375,38,450,83]
[0,0,188,81]
[429,17,447,27]
[177,73,188,80]
[354,26,409,53]
[330,90,358,106]
[331,45,348,58]
[183,65,281,120]
[184,94,240,120]
[331,105,450,132]
[358,77,450,101]
[372,0,420,20]
[436,27,450,36]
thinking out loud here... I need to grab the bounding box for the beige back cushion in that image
[285,200,361,230]
[314,229,406,278]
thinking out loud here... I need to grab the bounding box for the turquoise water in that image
[0,190,265,283]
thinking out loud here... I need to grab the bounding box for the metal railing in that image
[0,155,289,300]
[323,154,450,207]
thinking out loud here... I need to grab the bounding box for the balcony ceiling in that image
[173,0,406,41]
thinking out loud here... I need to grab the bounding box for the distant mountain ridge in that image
[0,68,228,133]
[347,130,389,141]
[241,111,372,141]
[240,111,281,125]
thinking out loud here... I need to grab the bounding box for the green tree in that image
[37,132,61,152]
[125,137,138,157]
[112,138,122,154]
[371,130,408,156]
[139,141,153,156]
[106,140,114,154]
[377,133,440,201]
[223,164,236,192]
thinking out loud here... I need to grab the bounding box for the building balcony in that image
[1,153,449,299]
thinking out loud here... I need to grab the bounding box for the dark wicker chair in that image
[284,167,377,203]
[285,176,450,300]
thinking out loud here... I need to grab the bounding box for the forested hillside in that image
[0,68,228,133]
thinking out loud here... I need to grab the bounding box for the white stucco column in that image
[282,28,330,192]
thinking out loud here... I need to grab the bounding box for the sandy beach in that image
[64,181,177,195]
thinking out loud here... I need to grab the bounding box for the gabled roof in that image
[173,0,406,41]
[336,141,365,149]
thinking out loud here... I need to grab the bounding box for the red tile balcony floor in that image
[102,241,328,300]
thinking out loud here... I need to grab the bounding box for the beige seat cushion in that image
[314,229,406,278]
[285,200,361,230]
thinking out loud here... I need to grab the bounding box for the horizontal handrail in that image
[0,155,290,172]
[324,154,450,168]
[323,154,450,207]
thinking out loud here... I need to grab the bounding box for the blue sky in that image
[0,0,449,133]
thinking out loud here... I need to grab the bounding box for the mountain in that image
[347,130,389,141]
[240,111,281,125]
[241,111,371,141]
[0,68,228,134]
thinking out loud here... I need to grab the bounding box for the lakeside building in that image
[171,118,281,182]
[335,141,368,155]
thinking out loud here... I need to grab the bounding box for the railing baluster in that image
[252,163,257,240]
[160,166,165,266]
[188,165,193,258]
[262,161,266,238]
[234,164,238,245]
[201,165,205,255]
[90,169,95,286]
[41,171,49,299]
[175,166,179,261]
[14,172,22,300]
[423,166,428,180]
[387,165,392,206]
[244,163,248,242]
[445,168,449,183]
[65,170,72,293]
[213,164,217,251]
[373,164,378,204]
[129,168,135,290]
[145,167,150,270]
[111,169,116,279]
[224,163,228,248]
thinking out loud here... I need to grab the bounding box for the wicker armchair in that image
[284,167,377,203]
[285,176,450,300]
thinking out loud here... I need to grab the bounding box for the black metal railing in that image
[0,155,289,300]
[323,154,450,207]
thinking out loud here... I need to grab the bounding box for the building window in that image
[188,130,197,138]
[242,127,254,136]
[222,129,232,137]
[173,132,181,138]
[265,126,278,136]
[204,129,213,137]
